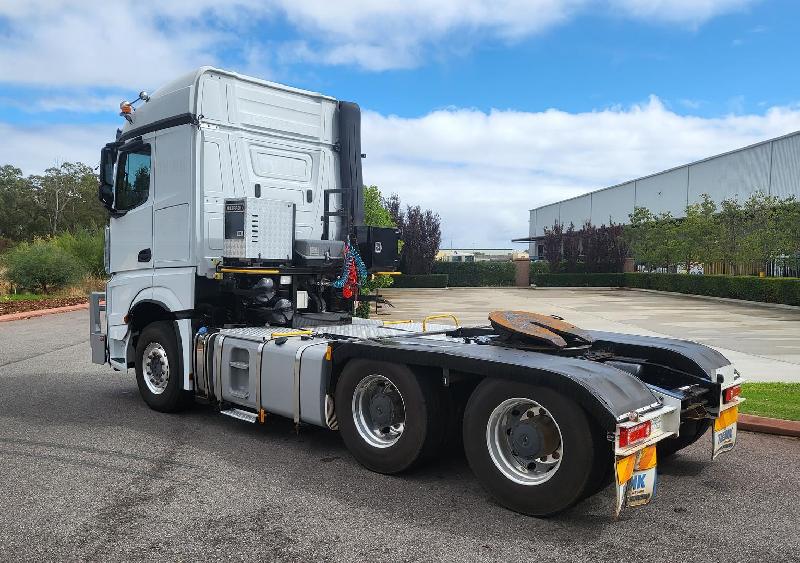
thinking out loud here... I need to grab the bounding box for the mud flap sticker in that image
[712,405,738,460]
[615,445,658,517]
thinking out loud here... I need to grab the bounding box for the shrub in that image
[52,229,105,277]
[533,273,626,287]
[531,271,800,306]
[3,239,83,293]
[433,262,515,287]
[530,261,549,274]
[392,274,449,288]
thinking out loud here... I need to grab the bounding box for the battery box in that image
[224,198,295,261]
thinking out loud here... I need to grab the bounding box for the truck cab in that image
[95,67,395,387]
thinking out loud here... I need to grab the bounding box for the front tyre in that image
[135,321,189,413]
[335,360,445,474]
[463,380,596,517]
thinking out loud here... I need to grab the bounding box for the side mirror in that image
[98,145,117,212]
[99,146,116,185]
[98,182,114,210]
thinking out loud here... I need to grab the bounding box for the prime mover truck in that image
[89,67,743,517]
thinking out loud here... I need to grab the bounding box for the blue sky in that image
[1,0,799,246]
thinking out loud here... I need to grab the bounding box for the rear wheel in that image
[657,418,711,458]
[463,379,597,516]
[135,321,189,413]
[335,360,445,474]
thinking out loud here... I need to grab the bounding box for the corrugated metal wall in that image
[528,130,800,243]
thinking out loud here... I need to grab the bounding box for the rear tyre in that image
[657,418,711,458]
[463,379,596,517]
[135,321,189,413]
[581,420,614,499]
[335,360,445,474]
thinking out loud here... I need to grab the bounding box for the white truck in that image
[90,67,743,517]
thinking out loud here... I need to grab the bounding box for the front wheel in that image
[135,321,189,413]
[463,379,598,517]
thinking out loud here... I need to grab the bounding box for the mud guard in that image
[332,337,661,431]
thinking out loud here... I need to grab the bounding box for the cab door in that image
[109,137,154,274]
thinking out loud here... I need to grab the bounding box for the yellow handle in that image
[382,319,414,325]
[220,268,281,275]
[422,314,460,332]
[270,330,313,338]
[374,271,402,276]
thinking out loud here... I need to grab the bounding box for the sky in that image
[1,0,799,247]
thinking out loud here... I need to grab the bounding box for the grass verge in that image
[0,293,47,302]
[740,383,800,421]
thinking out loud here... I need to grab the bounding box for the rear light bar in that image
[723,385,741,404]
[618,420,652,448]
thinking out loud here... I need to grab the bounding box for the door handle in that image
[138,248,152,263]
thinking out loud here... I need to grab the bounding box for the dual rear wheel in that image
[335,361,607,516]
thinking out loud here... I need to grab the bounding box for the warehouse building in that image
[519,130,800,259]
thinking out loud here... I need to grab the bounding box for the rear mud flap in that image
[712,405,738,460]
[614,445,658,517]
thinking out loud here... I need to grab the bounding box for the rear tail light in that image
[723,385,741,404]
[619,420,652,448]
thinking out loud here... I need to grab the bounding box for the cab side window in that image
[115,145,151,211]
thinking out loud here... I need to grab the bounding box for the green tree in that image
[739,191,793,274]
[30,162,104,236]
[0,165,43,240]
[676,194,718,270]
[355,185,398,318]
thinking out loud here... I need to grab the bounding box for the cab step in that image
[220,408,258,424]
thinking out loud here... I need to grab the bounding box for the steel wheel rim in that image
[352,374,406,448]
[486,397,564,485]
[143,342,170,395]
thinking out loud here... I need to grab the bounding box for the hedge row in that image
[533,273,626,287]
[531,271,800,306]
[391,274,449,288]
[621,272,800,306]
[431,262,515,287]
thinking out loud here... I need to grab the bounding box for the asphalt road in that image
[1,310,799,562]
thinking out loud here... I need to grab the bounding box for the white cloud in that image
[0,0,759,85]
[0,0,249,88]
[361,97,800,246]
[0,122,109,174]
[3,97,799,246]
[609,0,756,25]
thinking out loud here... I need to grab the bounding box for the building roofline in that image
[528,129,800,212]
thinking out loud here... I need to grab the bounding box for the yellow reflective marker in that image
[324,345,332,361]
[616,454,636,485]
[220,268,280,275]
[715,405,738,432]
[636,445,657,471]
